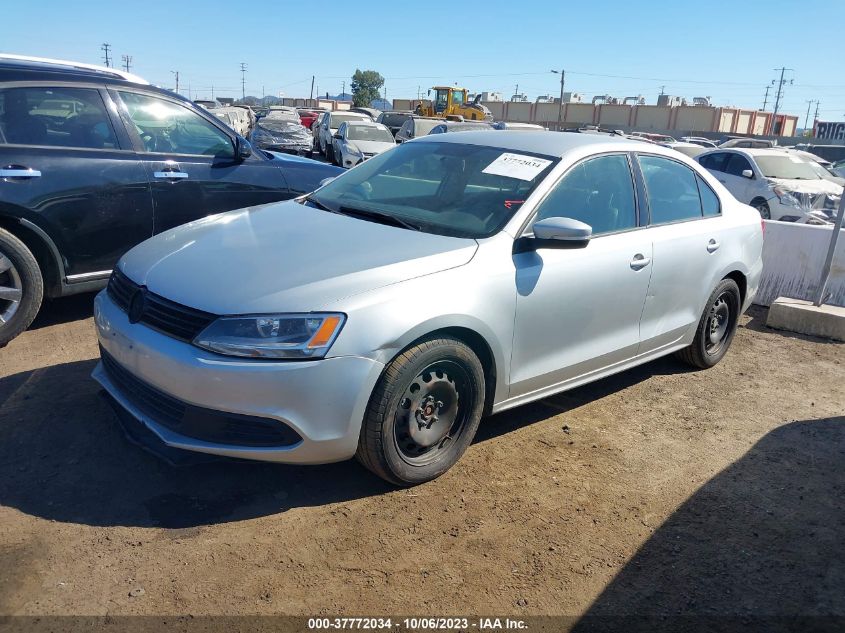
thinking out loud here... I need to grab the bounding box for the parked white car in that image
[697,148,843,222]
[210,107,250,137]
[316,111,372,161]
[331,120,396,168]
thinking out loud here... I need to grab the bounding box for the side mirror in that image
[517,217,592,251]
[741,169,754,179]
[235,136,252,161]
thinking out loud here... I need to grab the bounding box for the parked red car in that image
[297,109,321,130]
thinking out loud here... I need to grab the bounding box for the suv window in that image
[639,155,703,224]
[533,154,637,235]
[725,153,753,177]
[0,87,118,149]
[699,152,729,172]
[119,91,233,157]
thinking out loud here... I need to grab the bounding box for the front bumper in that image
[91,291,384,464]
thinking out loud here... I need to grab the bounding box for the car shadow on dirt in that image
[571,415,845,632]
[28,292,98,331]
[0,351,695,529]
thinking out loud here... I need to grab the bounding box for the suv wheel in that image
[0,228,43,347]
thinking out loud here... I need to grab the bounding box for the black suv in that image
[0,56,341,346]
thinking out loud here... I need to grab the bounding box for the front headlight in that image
[194,313,345,359]
[772,186,802,209]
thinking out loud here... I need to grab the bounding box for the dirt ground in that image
[0,294,842,623]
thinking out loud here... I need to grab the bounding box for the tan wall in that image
[736,111,752,134]
[564,103,596,125]
[673,107,717,132]
[782,117,798,136]
[719,110,735,133]
[393,99,413,111]
[632,106,671,129]
[504,101,533,122]
[752,113,769,135]
[598,105,631,127]
[485,101,506,120]
[535,102,562,122]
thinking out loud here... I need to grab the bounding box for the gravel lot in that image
[0,295,842,622]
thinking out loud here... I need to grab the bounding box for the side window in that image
[0,86,118,150]
[725,154,752,177]
[639,155,703,224]
[700,152,729,173]
[697,175,721,217]
[119,91,233,157]
[533,154,637,235]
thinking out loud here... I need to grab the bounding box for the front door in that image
[115,90,290,234]
[509,153,652,398]
[0,85,152,278]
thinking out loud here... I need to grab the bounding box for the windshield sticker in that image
[482,153,553,181]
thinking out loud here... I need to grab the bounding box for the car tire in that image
[751,198,771,220]
[326,142,335,164]
[0,228,44,348]
[356,336,485,486]
[676,278,741,370]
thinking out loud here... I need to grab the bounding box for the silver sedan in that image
[92,131,763,485]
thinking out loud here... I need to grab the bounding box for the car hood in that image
[118,200,478,314]
[348,140,395,154]
[767,177,843,195]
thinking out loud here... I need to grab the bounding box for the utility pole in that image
[309,75,315,103]
[769,67,794,135]
[240,62,247,100]
[762,85,771,110]
[171,70,180,94]
[659,85,666,96]
[101,43,111,67]
[121,55,132,73]
[211,84,214,100]
[514,84,519,98]
[804,100,815,132]
[813,101,820,124]
[383,81,387,107]
[341,81,345,100]
[551,69,565,130]
[417,85,421,101]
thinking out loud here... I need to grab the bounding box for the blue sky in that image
[5,0,843,122]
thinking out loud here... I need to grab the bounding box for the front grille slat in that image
[100,348,302,448]
[107,270,216,342]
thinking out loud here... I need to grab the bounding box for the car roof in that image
[0,53,149,85]
[412,130,652,158]
[345,120,386,127]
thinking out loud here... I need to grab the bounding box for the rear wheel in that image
[326,141,335,163]
[356,336,485,486]
[676,278,741,369]
[0,228,43,347]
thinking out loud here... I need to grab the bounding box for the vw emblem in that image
[128,288,147,324]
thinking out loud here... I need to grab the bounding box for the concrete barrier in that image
[755,220,845,308]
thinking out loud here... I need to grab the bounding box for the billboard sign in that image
[815,121,845,140]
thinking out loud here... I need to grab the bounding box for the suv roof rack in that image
[0,53,149,85]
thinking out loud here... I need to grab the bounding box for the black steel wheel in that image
[356,336,485,486]
[677,278,741,369]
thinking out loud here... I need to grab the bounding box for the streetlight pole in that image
[814,194,845,307]
[551,69,564,130]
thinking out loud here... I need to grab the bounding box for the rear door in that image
[113,89,291,234]
[635,154,726,353]
[0,84,152,279]
[720,153,756,203]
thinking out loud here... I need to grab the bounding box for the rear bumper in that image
[92,291,384,464]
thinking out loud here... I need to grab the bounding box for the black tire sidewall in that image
[695,279,741,367]
[0,229,43,346]
[368,339,485,485]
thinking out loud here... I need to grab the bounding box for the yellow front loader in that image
[414,87,493,121]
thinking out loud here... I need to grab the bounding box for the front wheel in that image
[752,199,771,220]
[0,228,43,347]
[356,337,485,486]
[676,278,741,369]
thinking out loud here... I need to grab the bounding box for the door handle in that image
[707,239,720,253]
[153,170,189,180]
[0,168,41,178]
[630,254,651,270]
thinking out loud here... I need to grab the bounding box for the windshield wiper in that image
[303,195,337,213]
[336,206,423,231]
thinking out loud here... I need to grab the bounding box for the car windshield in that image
[306,141,558,238]
[381,113,411,127]
[347,126,394,142]
[755,155,822,180]
[260,120,304,133]
[331,113,367,128]
[413,119,441,135]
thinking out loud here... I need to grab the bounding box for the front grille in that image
[101,347,302,448]
[107,269,217,342]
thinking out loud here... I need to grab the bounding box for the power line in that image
[101,43,111,68]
